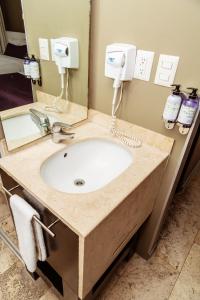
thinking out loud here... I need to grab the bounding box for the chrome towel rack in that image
[2,185,57,238]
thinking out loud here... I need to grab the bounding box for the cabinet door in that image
[19,189,79,294]
[0,168,79,298]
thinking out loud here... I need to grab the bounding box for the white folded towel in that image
[10,194,47,272]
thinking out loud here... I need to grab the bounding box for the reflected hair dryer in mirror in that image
[54,37,79,74]
[45,37,79,113]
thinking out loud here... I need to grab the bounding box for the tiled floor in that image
[0,171,200,300]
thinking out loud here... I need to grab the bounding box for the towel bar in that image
[2,185,57,238]
[32,216,56,238]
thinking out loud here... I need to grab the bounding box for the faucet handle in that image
[51,122,75,142]
[51,122,72,133]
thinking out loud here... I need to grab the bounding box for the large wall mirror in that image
[0,0,90,151]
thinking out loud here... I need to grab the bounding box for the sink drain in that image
[74,179,85,187]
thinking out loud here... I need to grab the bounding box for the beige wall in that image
[1,0,25,32]
[22,0,90,107]
[89,0,200,256]
[20,0,200,256]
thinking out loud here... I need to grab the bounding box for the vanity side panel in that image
[80,160,166,298]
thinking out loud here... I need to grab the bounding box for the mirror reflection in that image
[0,0,33,110]
[0,0,90,151]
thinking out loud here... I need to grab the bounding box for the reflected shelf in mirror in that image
[0,92,88,151]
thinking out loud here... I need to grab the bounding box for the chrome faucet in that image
[29,109,50,134]
[51,122,75,143]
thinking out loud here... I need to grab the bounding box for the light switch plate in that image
[154,54,179,87]
[50,39,56,61]
[39,38,49,60]
[134,50,155,81]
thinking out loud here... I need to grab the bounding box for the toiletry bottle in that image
[30,55,40,84]
[177,88,199,128]
[23,55,31,78]
[163,84,182,129]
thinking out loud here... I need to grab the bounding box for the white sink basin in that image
[40,138,133,193]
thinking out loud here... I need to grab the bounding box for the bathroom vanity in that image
[0,110,174,300]
[0,0,174,297]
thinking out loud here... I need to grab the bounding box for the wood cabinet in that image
[0,160,165,299]
[0,169,79,300]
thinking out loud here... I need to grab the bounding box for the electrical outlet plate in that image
[134,50,155,81]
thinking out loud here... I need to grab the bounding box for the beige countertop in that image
[0,110,174,238]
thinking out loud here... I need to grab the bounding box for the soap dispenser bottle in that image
[177,87,199,134]
[30,55,40,84]
[163,84,182,129]
[23,55,31,78]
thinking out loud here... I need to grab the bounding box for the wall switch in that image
[134,50,155,81]
[50,39,56,61]
[39,38,49,60]
[154,54,179,87]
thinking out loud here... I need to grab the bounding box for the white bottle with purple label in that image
[163,84,182,129]
[177,88,199,127]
